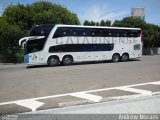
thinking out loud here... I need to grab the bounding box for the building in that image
[131,8,145,20]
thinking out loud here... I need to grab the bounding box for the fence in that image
[143,47,160,55]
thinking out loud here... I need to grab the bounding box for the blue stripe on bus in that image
[24,54,29,64]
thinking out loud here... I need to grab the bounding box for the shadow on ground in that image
[26,58,141,69]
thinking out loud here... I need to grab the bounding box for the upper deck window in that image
[30,24,54,37]
[53,26,141,38]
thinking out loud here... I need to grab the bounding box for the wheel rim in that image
[122,55,129,61]
[49,58,58,65]
[113,54,119,62]
[64,57,72,64]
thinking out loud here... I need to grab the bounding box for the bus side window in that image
[73,31,77,36]
[99,29,105,37]
[115,30,120,37]
[132,30,141,37]
[53,27,63,38]
[93,28,105,37]
[89,28,96,36]
[129,30,137,37]
[77,28,84,36]
[118,30,125,37]
[83,32,87,36]
[108,30,112,37]
[76,27,84,36]
[84,28,92,36]
[62,27,70,37]
[92,32,95,36]
[127,30,139,37]
[137,30,141,37]
[110,29,116,37]
[63,31,67,36]
[69,27,78,36]
[130,32,134,37]
[53,27,71,38]
[127,31,132,37]
[124,30,128,37]
[68,27,75,36]
[102,29,107,37]
[93,29,98,36]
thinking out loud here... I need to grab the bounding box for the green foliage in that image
[90,21,96,26]
[2,1,80,30]
[112,17,146,28]
[96,22,99,26]
[83,20,111,26]
[30,1,80,25]
[0,17,23,62]
[143,24,160,47]
[15,49,25,63]
[105,20,111,27]
[100,20,106,26]
[0,19,23,49]
[83,20,91,26]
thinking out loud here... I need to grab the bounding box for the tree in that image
[105,20,111,26]
[3,1,80,31]
[83,20,111,26]
[83,20,96,26]
[96,22,99,26]
[0,1,80,63]
[30,1,80,25]
[0,18,23,62]
[112,17,146,28]
[90,21,96,26]
[83,20,90,26]
[100,20,106,26]
[112,20,121,27]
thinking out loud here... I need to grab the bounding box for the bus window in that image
[30,25,53,37]
[26,38,46,54]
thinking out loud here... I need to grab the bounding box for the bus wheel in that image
[48,56,59,66]
[121,53,129,62]
[112,53,120,62]
[62,56,73,65]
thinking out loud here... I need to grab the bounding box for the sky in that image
[0,0,160,25]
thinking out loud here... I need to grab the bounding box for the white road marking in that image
[151,81,160,85]
[15,100,44,111]
[116,87,152,95]
[70,92,102,102]
[0,80,160,108]
[103,94,149,101]
[152,91,160,95]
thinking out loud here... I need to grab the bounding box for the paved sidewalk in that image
[29,95,160,114]
[3,95,157,120]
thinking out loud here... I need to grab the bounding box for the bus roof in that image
[55,24,141,30]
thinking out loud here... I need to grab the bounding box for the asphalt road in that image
[0,55,160,114]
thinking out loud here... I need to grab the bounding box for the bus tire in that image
[62,55,73,65]
[112,53,120,62]
[47,56,59,66]
[121,53,129,62]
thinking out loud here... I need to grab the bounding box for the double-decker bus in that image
[19,24,142,66]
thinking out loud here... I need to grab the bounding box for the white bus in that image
[19,24,142,66]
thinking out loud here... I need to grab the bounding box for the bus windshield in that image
[25,24,54,54]
[25,38,46,54]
